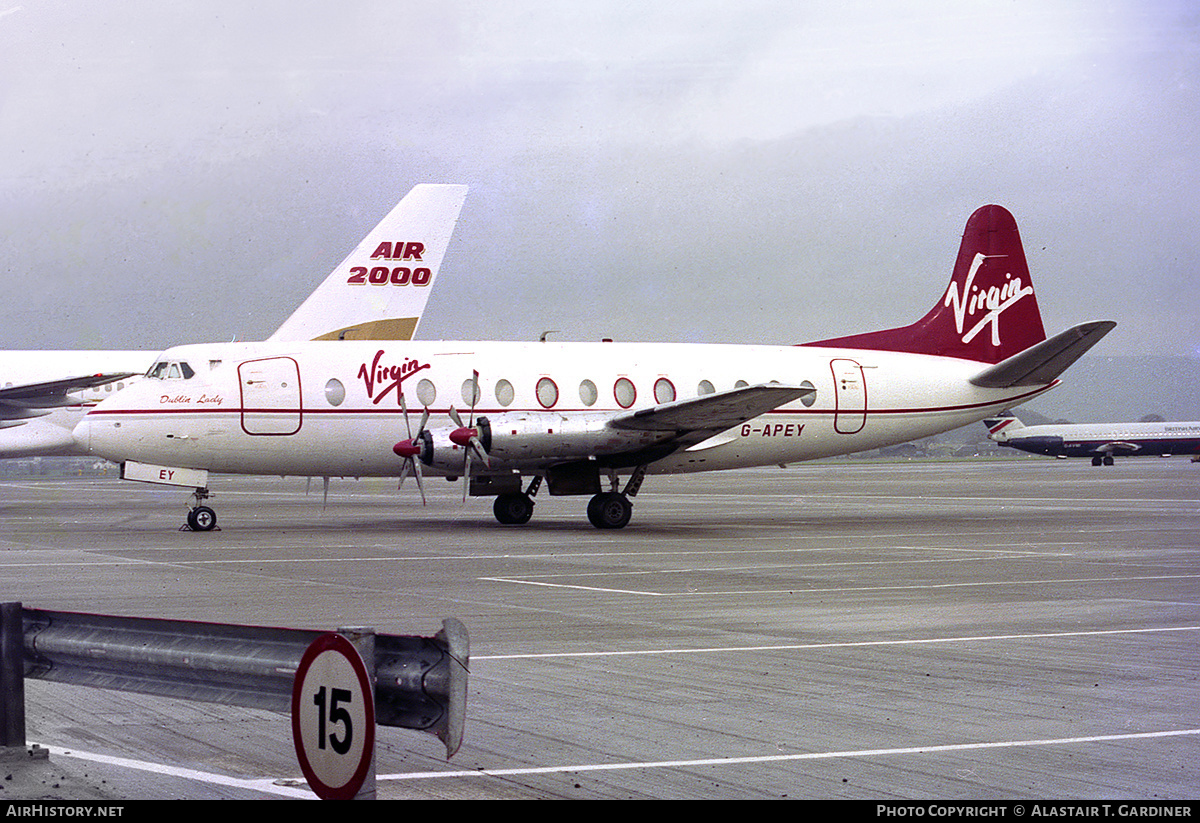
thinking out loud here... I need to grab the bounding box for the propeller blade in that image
[401,393,430,436]
[469,436,490,468]
[395,391,429,506]
[468,370,480,427]
[457,369,485,503]
[400,393,415,438]
[412,459,427,505]
[462,449,471,503]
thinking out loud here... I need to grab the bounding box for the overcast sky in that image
[2,1,1198,379]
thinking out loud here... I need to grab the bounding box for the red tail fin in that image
[802,205,1046,363]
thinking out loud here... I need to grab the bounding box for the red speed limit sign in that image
[291,633,376,800]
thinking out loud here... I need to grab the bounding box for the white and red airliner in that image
[73,204,1115,530]
[0,184,466,459]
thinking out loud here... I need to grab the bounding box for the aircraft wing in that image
[0,372,138,420]
[1093,441,1141,455]
[608,383,814,442]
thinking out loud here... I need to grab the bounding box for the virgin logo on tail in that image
[943,254,1035,347]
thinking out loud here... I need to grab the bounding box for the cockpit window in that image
[146,360,195,380]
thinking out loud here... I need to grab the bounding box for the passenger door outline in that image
[830,358,866,434]
[239,357,302,436]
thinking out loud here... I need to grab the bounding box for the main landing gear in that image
[1090,455,1115,466]
[586,491,632,529]
[492,467,646,529]
[183,487,218,532]
[493,476,539,525]
[586,464,645,529]
[494,492,535,524]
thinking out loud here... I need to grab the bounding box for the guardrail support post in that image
[0,602,25,748]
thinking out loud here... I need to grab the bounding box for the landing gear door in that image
[239,357,302,435]
[830,358,866,434]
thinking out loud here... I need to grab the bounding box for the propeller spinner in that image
[393,393,429,504]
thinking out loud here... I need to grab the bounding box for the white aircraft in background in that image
[74,203,1115,531]
[985,413,1200,465]
[0,184,467,459]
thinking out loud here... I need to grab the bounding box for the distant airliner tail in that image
[984,413,1025,441]
[269,184,468,342]
[801,205,1048,364]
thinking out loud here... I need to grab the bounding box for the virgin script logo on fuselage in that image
[943,253,1035,346]
[357,349,430,405]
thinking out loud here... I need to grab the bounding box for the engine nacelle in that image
[419,412,670,473]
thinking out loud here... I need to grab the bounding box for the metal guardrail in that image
[1,603,468,758]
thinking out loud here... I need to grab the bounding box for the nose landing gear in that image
[183,487,219,532]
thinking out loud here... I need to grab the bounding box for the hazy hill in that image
[1022,355,1200,423]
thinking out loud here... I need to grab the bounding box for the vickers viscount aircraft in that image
[0,184,467,459]
[986,413,1200,465]
[73,203,1115,531]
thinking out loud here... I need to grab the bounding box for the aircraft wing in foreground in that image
[0,356,149,456]
[74,203,1116,530]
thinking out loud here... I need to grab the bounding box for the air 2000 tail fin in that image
[801,205,1047,363]
[269,184,468,342]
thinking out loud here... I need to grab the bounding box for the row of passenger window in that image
[324,376,818,409]
[86,381,129,395]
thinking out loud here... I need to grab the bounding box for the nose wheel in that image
[186,505,218,532]
[183,488,219,532]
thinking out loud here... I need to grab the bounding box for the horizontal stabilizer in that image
[610,384,814,434]
[969,321,1116,388]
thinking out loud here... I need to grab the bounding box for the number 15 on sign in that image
[292,633,376,800]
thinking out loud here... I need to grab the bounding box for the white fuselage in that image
[74,340,1055,479]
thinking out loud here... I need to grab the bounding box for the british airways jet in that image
[985,414,1200,465]
[74,203,1116,530]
